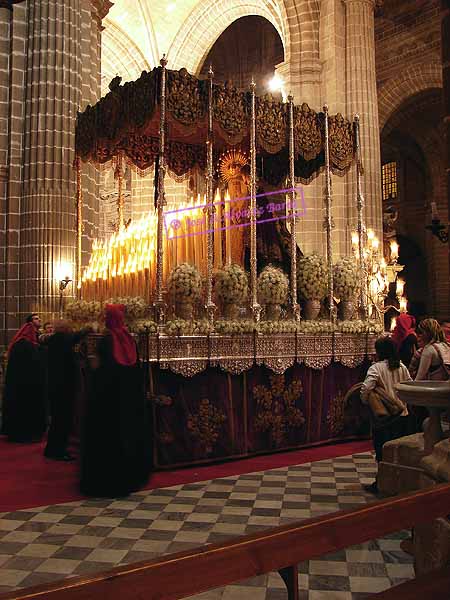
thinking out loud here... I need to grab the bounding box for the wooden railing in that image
[2,483,450,600]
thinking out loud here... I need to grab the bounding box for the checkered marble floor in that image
[0,452,414,599]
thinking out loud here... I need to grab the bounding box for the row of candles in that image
[81,190,239,301]
[351,229,407,329]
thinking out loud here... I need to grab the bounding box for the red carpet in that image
[0,437,372,512]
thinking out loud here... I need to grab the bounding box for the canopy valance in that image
[75,67,355,181]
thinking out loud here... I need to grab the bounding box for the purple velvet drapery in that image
[150,362,370,468]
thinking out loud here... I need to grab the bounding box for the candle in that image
[399,297,408,312]
[367,229,375,241]
[380,257,387,275]
[431,201,438,220]
[225,191,231,265]
[390,240,399,261]
[371,237,379,251]
[396,278,405,297]
[390,317,397,331]
[214,189,222,269]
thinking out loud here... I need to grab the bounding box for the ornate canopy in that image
[75,67,356,184]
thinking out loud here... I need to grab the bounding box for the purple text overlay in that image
[164,186,306,240]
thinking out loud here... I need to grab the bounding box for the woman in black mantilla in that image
[80,304,152,497]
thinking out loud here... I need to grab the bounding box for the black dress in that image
[45,330,88,458]
[398,334,417,368]
[80,334,152,497]
[2,339,46,442]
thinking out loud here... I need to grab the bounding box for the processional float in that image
[73,56,405,375]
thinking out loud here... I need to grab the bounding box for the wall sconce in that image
[425,219,449,243]
[54,262,73,316]
[425,202,449,243]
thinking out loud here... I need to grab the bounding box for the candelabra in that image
[351,229,407,327]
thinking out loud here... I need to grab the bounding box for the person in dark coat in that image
[80,304,152,497]
[1,314,46,442]
[44,320,90,461]
[391,312,417,368]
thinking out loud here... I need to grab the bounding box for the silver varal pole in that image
[288,94,300,320]
[250,79,261,322]
[204,65,216,323]
[354,115,368,320]
[154,55,167,325]
[323,105,336,322]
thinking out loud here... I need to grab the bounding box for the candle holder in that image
[425,218,449,244]
[59,277,72,318]
[351,230,407,327]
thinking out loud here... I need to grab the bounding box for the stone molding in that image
[91,0,113,28]
[342,0,378,8]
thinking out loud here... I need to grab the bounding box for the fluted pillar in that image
[18,0,109,324]
[442,1,450,289]
[0,1,24,346]
[344,0,383,239]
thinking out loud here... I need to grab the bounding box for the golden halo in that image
[218,149,248,184]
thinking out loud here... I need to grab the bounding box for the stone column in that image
[441,1,450,292]
[0,2,13,346]
[344,0,383,239]
[275,52,325,258]
[0,1,26,347]
[18,0,110,323]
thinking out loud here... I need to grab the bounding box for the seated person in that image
[360,336,412,493]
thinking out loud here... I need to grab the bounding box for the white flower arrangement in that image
[105,296,148,320]
[259,320,300,334]
[215,264,248,304]
[168,263,202,303]
[298,320,335,334]
[128,319,157,334]
[166,318,213,336]
[333,257,360,301]
[65,300,102,322]
[257,265,289,305]
[297,253,328,301]
[336,319,383,334]
[214,319,256,335]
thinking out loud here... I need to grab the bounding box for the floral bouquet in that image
[333,257,360,301]
[214,319,256,335]
[297,320,335,334]
[128,319,157,334]
[337,320,383,334]
[166,318,213,336]
[257,265,289,305]
[105,296,148,320]
[259,320,300,334]
[215,264,248,305]
[297,253,328,301]
[167,263,202,303]
[65,300,102,323]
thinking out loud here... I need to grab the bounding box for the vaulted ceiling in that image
[101,0,287,95]
[102,0,212,92]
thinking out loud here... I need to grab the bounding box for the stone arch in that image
[167,0,289,75]
[283,0,320,64]
[102,20,151,95]
[378,62,442,131]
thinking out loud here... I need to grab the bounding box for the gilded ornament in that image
[213,82,248,142]
[294,103,322,161]
[166,68,206,125]
[253,374,305,447]
[187,398,227,455]
[328,113,355,172]
[256,95,286,153]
